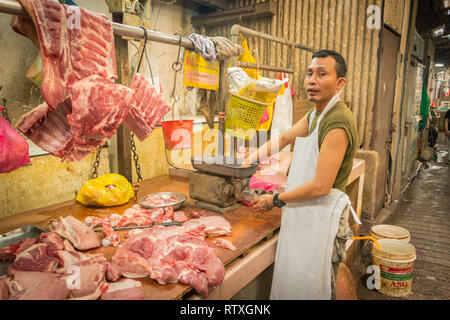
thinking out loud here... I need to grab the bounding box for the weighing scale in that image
[189,155,264,214]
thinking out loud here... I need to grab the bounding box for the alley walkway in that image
[356,135,450,300]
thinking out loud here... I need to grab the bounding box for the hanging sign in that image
[183,50,219,91]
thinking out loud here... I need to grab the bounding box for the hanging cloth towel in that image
[187,33,217,62]
[209,36,244,60]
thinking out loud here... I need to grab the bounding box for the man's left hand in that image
[252,194,274,211]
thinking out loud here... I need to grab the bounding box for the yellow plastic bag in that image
[76,173,134,207]
[237,35,261,80]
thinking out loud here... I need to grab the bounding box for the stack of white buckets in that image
[370,225,417,297]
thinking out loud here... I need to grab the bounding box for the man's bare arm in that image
[244,113,310,165]
[277,128,348,203]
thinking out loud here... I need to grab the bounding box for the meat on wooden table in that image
[7,271,70,300]
[101,279,145,300]
[111,224,225,296]
[1,231,123,300]
[182,215,232,237]
[0,278,10,300]
[49,216,101,251]
[213,238,237,251]
[1,209,239,299]
[0,237,38,261]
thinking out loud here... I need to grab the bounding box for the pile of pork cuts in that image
[0,230,137,300]
[12,0,170,161]
[0,209,236,299]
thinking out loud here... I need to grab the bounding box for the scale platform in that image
[191,155,258,178]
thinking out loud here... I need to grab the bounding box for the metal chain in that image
[126,27,148,183]
[91,147,102,179]
[130,132,143,182]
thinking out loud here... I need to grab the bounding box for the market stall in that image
[0,0,365,301]
[0,158,365,300]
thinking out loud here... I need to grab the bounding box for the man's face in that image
[304,56,346,105]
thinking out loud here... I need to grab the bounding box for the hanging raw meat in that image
[16,75,134,161]
[66,75,134,159]
[12,0,127,162]
[12,0,117,110]
[124,73,171,141]
[12,0,171,161]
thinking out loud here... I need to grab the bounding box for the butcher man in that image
[243,50,361,300]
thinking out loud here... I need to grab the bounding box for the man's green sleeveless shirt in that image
[306,101,358,192]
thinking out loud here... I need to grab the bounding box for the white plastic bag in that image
[253,78,283,93]
[228,67,283,95]
[271,75,293,151]
[227,67,253,93]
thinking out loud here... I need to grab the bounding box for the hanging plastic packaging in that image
[76,173,134,207]
[227,67,253,93]
[271,73,293,150]
[0,107,30,173]
[236,35,261,80]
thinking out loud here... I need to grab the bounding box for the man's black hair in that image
[312,49,347,78]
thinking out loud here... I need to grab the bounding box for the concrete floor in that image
[356,134,450,300]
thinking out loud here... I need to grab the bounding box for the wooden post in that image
[218,60,229,158]
[113,13,133,182]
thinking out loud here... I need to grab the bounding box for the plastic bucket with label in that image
[370,224,411,242]
[372,239,416,297]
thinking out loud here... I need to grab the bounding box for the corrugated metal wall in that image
[384,0,405,34]
[206,0,382,148]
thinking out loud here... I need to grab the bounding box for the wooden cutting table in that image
[0,157,365,300]
[0,175,282,300]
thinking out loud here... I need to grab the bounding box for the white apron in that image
[270,93,361,300]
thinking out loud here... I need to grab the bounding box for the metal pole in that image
[231,24,316,53]
[0,1,301,75]
[230,24,316,70]
[112,23,194,49]
[0,0,20,15]
[0,1,315,59]
[236,61,294,74]
[0,0,195,49]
